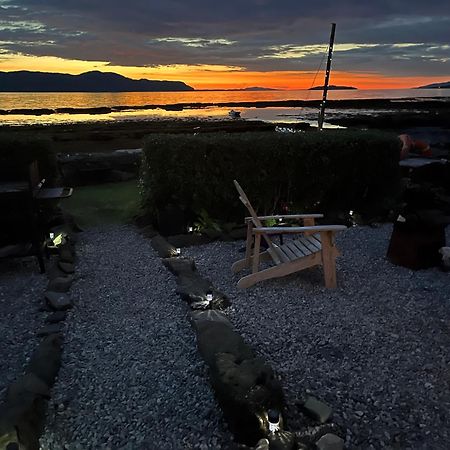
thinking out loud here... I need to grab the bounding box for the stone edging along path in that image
[0,227,77,450]
[149,232,346,450]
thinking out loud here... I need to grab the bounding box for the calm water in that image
[0,89,449,126]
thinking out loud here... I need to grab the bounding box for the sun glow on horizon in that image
[0,52,447,90]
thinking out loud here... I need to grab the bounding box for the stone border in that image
[0,228,78,450]
[148,233,345,449]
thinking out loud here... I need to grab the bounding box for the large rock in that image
[210,352,285,446]
[193,319,284,446]
[176,274,230,310]
[151,235,178,258]
[45,291,72,310]
[46,311,67,323]
[189,310,232,333]
[301,396,333,423]
[57,261,75,274]
[316,433,344,450]
[47,276,73,293]
[164,257,230,310]
[196,322,254,366]
[25,334,63,386]
[0,335,63,450]
[37,324,62,337]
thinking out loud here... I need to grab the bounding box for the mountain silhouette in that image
[415,81,450,89]
[0,70,194,92]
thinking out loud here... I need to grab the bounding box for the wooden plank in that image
[237,252,321,288]
[304,235,322,251]
[301,236,320,254]
[293,239,312,256]
[273,245,290,263]
[321,231,337,288]
[267,247,282,265]
[285,241,305,257]
[252,233,261,273]
[281,243,297,260]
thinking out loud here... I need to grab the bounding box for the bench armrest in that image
[245,214,324,222]
[253,225,347,234]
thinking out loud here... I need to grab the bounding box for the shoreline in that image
[1,96,449,154]
[1,96,449,117]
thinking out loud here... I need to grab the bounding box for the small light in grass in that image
[188,226,193,233]
[349,210,354,216]
[49,232,55,239]
[206,290,213,302]
[175,248,181,256]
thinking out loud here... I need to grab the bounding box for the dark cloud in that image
[1,0,449,76]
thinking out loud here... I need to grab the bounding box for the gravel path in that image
[185,225,450,449]
[40,225,231,450]
[0,259,46,399]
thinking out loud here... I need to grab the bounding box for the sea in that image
[0,89,449,126]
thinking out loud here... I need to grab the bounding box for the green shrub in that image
[140,130,401,226]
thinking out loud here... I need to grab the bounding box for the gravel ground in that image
[185,224,450,449]
[40,225,232,450]
[0,258,46,399]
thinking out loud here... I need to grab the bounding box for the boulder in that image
[57,261,75,274]
[0,336,63,450]
[45,291,72,310]
[196,322,254,366]
[37,324,62,337]
[301,396,333,423]
[151,235,178,258]
[58,244,75,264]
[209,352,285,446]
[163,257,196,276]
[47,276,73,293]
[316,433,344,450]
[25,334,63,387]
[45,311,67,323]
[164,257,230,310]
[189,310,232,334]
[176,275,230,310]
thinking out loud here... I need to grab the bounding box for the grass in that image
[61,180,140,228]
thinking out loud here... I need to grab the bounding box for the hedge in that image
[140,130,401,227]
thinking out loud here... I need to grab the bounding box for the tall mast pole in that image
[318,22,336,130]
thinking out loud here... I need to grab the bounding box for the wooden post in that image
[318,23,336,130]
[252,233,261,273]
[245,220,253,268]
[303,217,315,236]
[321,231,337,288]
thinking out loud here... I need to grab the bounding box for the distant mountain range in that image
[0,70,194,92]
[198,86,278,92]
[309,85,357,90]
[415,81,450,89]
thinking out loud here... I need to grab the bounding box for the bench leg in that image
[321,231,337,288]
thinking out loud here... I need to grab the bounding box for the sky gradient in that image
[0,0,449,89]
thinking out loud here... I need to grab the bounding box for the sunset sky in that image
[0,0,449,90]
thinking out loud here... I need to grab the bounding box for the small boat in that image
[228,109,241,118]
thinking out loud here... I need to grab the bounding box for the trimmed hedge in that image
[140,130,401,226]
